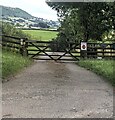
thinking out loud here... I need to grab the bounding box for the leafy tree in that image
[47,2,115,42]
[38,22,50,28]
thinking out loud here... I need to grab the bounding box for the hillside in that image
[1,5,60,29]
[1,5,33,19]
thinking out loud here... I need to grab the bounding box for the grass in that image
[2,50,33,80]
[23,30,58,41]
[77,59,115,86]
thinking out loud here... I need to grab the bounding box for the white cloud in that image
[0,0,58,21]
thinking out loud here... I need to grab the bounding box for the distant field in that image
[23,30,58,41]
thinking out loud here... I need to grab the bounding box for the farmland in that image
[23,30,58,41]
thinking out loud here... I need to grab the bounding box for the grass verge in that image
[77,59,115,86]
[2,50,33,80]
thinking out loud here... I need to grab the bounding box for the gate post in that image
[20,38,28,56]
[80,41,87,59]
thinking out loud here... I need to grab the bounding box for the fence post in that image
[101,43,105,58]
[25,39,28,56]
[20,38,28,56]
[80,41,87,59]
[20,38,23,55]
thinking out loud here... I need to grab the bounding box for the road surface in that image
[2,61,113,118]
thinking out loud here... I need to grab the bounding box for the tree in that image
[46,2,115,42]
[38,22,50,28]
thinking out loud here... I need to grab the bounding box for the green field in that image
[2,50,33,80]
[23,30,58,41]
[77,59,114,86]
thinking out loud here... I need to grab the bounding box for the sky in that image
[0,0,58,21]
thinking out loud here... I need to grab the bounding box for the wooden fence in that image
[1,35,28,56]
[86,42,115,59]
[1,35,115,60]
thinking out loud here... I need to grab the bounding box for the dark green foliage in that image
[50,38,69,51]
[38,22,50,28]
[47,2,115,43]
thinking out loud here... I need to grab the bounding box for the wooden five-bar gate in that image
[1,35,115,61]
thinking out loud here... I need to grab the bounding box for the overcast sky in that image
[0,0,58,21]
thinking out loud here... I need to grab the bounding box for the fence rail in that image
[1,34,115,60]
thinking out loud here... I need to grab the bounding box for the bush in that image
[1,22,31,53]
[50,38,68,52]
[2,22,30,38]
